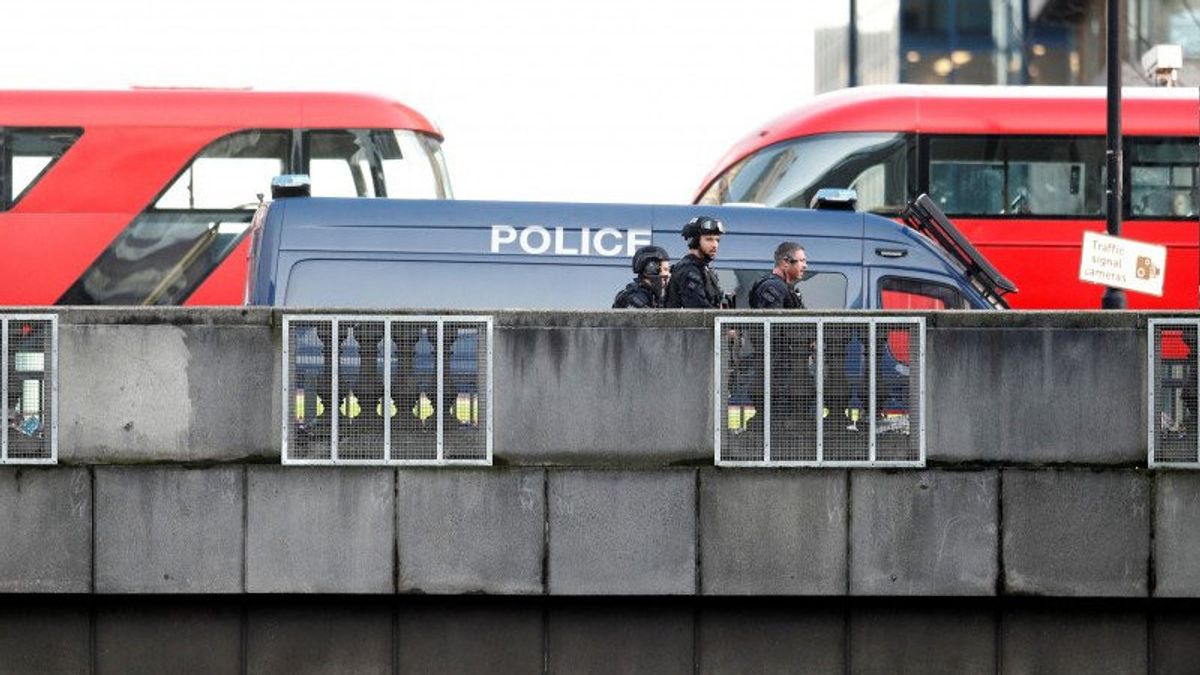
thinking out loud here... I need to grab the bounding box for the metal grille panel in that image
[283,315,492,465]
[769,322,818,462]
[285,320,333,461]
[874,321,923,462]
[443,322,490,461]
[391,320,439,461]
[715,317,924,467]
[335,320,385,461]
[1150,319,1200,466]
[717,322,765,462]
[822,322,870,463]
[2,315,58,464]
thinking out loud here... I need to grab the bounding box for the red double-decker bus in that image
[0,89,451,305]
[696,85,1200,309]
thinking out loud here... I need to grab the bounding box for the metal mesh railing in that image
[1150,319,1200,466]
[715,317,924,467]
[282,315,492,465]
[2,314,57,464]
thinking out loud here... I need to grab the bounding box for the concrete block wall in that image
[3,308,1198,673]
[33,308,1162,467]
[0,597,1193,674]
[0,464,1191,600]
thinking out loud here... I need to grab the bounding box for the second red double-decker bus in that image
[696,84,1200,309]
[0,88,452,306]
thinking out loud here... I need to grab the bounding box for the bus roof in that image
[0,88,442,138]
[701,84,1200,197]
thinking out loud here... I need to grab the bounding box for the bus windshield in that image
[697,132,909,214]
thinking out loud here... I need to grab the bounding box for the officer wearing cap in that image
[665,216,725,308]
[613,245,671,308]
[750,242,807,309]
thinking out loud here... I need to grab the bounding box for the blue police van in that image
[243,181,1014,310]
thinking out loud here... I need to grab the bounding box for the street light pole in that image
[1103,0,1127,308]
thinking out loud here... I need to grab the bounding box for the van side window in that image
[155,130,289,209]
[880,277,966,309]
[2,128,83,210]
[717,269,849,309]
[1128,138,1198,219]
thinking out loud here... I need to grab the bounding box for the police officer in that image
[750,242,807,309]
[665,216,725,308]
[613,245,671,308]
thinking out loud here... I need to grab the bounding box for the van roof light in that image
[271,174,311,199]
[810,188,858,211]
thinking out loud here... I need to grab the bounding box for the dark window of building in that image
[1,128,82,211]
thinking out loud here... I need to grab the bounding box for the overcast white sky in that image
[3,0,838,203]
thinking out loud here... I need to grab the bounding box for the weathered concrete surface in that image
[0,468,91,593]
[929,325,1143,464]
[0,604,90,674]
[547,604,693,675]
[548,470,695,595]
[850,606,996,675]
[396,469,544,594]
[58,322,275,463]
[698,606,845,674]
[1003,469,1149,597]
[850,470,998,596]
[1000,608,1147,675]
[94,467,243,593]
[1152,610,1200,675]
[494,321,711,464]
[246,467,394,594]
[699,470,847,595]
[246,603,393,675]
[1153,473,1200,597]
[396,602,543,675]
[94,605,242,675]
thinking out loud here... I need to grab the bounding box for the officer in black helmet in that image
[665,215,725,308]
[613,245,671,308]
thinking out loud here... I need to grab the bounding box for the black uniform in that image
[665,253,721,308]
[612,281,660,308]
[749,273,805,309]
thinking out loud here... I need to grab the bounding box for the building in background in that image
[816,0,1200,91]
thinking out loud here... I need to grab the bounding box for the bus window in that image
[927,136,1105,217]
[1128,138,1198,218]
[717,268,849,309]
[698,132,910,214]
[307,130,451,200]
[2,128,82,210]
[879,277,966,309]
[61,130,289,305]
[156,130,289,209]
[308,130,380,198]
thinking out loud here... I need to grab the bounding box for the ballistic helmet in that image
[631,245,669,276]
[681,216,726,247]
